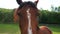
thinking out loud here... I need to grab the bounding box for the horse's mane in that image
[19,1,37,9]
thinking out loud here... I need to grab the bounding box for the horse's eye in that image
[17,12,22,16]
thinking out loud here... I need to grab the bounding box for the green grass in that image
[40,24,60,34]
[0,24,20,34]
[0,24,60,34]
[48,25,60,34]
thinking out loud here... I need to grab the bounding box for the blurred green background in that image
[0,6,60,34]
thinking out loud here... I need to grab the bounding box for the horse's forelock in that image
[19,1,37,9]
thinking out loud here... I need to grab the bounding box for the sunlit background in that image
[0,0,60,10]
[0,0,60,34]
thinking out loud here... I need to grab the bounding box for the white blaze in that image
[27,8,32,34]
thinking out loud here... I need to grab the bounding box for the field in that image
[0,24,60,34]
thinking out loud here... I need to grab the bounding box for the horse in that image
[13,8,19,23]
[14,0,52,34]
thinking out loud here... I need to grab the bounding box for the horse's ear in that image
[34,0,39,5]
[16,0,23,5]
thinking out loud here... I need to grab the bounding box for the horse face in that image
[17,2,39,17]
